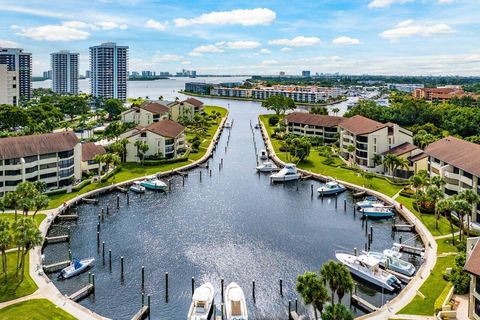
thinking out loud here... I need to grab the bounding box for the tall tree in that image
[58,96,90,120]
[457,189,480,237]
[0,218,11,281]
[104,99,125,120]
[296,271,329,319]
[322,303,354,320]
[134,140,149,165]
[426,186,445,229]
[320,260,341,304]
[261,95,296,115]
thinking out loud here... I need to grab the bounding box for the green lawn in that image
[436,236,460,254]
[0,252,37,303]
[0,214,46,249]
[47,106,227,209]
[0,299,77,320]
[399,255,455,316]
[259,115,404,197]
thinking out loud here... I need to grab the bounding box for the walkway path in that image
[259,120,437,320]
[434,232,460,240]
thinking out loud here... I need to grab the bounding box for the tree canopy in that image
[261,95,296,115]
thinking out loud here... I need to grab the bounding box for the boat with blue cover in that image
[360,206,395,218]
[356,195,384,209]
[141,176,167,191]
[317,181,346,196]
[58,257,95,280]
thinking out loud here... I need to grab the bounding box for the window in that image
[59,168,74,178]
[453,167,459,174]
[464,171,473,179]
[40,172,57,179]
[475,297,480,317]
[5,180,21,187]
[432,157,440,164]
[4,158,20,165]
[26,166,38,174]
[58,150,74,159]
[5,170,21,176]
[40,163,57,170]
[140,132,147,137]
[24,155,38,163]
[40,153,56,160]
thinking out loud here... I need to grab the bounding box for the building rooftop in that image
[128,120,185,139]
[139,101,170,114]
[425,136,480,177]
[285,112,344,128]
[183,97,204,108]
[465,240,480,277]
[339,115,387,135]
[81,143,106,161]
[0,131,79,160]
[382,142,418,156]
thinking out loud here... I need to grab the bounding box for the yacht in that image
[256,161,278,172]
[259,149,268,160]
[317,181,346,196]
[356,196,383,209]
[270,164,300,182]
[335,251,401,291]
[364,251,416,276]
[225,282,248,320]
[58,258,95,280]
[130,181,146,193]
[360,206,394,219]
[187,282,215,320]
[141,176,167,191]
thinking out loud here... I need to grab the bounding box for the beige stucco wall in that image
[121,108,169,127]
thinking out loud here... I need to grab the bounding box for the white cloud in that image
[332,36,361,45]
[269,36,321,47]
[181,61,192,65]
[15,25,90,41]
[380,20,455,40]
[368,0,412,8]
[260,49,271,54]
[62,20,95,29]
[145,19,167,31]
[280,47,292,52]
[96,21,128,30]
[227,41,261,49]
[0,39,19,47]
[190,44,225,56]
[152,54,184,63]
[188,52,202,57]
[174,8,276,27]
[261,60,278,65]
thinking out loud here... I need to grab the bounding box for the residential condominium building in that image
[184,82,213,95]
[0,64,19,105]
[386,83,424,93]
[464,236,480,320]
[0,132,82,196]
[210,87,251,98]
[0,47,32,103]
[51,50,79,95]
[413,87,478,102]
[339,115,413,169]
[90,42,128,101]
[285,112,344,145]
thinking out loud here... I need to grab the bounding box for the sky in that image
[0,0,479,76]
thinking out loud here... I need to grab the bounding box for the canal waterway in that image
[43,95,422,319]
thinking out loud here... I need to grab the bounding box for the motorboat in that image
[317,181,346,196]
[270,163,300,182]
[224,121,232,128]
[58,258,95,280]
[384,247,403,260]
[364,251,416,276]
[360,206,394,219]
[259,149,268,160]
[141,176,167,191]
[187,282,215,320]
[130,181,146,193]
[225,282,248,320]
[335,251,401,292]
[356,196,384,209]
[256,161,278,172]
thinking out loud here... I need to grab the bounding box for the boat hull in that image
[58,258,95,280]
[270,175,300,182]
[225,282,248,320]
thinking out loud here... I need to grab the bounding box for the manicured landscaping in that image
[0,299,77,320]
[0,214,46,249]
[0,252,37,303]
[436,236,460,254]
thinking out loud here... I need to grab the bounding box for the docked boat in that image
[364,251,416,276]
[317,181,346,196]
[259,149,268,160]
[256,161,278,172]
[187,282,215,320]
[254,123,260,129]
[141,176,167,191]
[384,247,403,260]
[270,163,300,182]
[130,181,146,193]
[360,206,394,219]
[224,121,232,128]
[225,282,248,320]
[58,258,95,280]
[213,292,225,320]
[356,196,383,209]
[335,251,401,291]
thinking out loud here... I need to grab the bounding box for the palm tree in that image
[332,107,340,116]
[437,198,456,245]
[371,154,383,168]
[457,189,480,237]
[134,140,149,165]
[452,198,471,241]
[426,186,445,229]
[320,260,341,304]
[335,264,354,304]
[396,157,411,179]
[430,176,446,189]
[0,218,11,281]
[3,192,19,219]
[13,218,41,281]
[32,194,49,218]
[322,303,354,320]
[94,154,106,174]
[382,154,397,177]
[296,271,329,319]
[409,173,428,210]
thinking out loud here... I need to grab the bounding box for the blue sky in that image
[0,0,479,76]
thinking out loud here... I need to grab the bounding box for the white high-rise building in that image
[89,42,128,101]
[0,47,32,103]
[51,50,79,95]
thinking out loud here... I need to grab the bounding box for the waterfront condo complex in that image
[0,47,32,104]
[51,50,79,95]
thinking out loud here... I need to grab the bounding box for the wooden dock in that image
[117,186,128,193]
[395,243,424,256]
[351,294,378,313]
[56,214,78,221]
[43,260,70,273]
[392,224,415,232]
[131,306,149,320]
[45,234,69,243]
[68,284,94,302]
[82,198,99,204]
[289,311,300,320]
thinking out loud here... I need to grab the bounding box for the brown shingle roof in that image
[0,131,79,160]
[382,142,418,156]
[81,143,106,161]
[425,136,480,177]
[339,115,387,135]
[285,112,344,128]
[465,241,480,276]
[131,120,185,138]
[140,101,170,114]
[409,152,428,162]
[184,97,204,108]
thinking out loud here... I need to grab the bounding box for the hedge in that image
[100,167,122,182]
[72,179,91,191]
[434,282,453,313]
[44,189,67,196]
[143,152,190,166]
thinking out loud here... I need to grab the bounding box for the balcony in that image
[461,175,473,186]
[444,171,460,180]
[356,142,368,151]
[445,183,460,192]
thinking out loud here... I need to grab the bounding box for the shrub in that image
[100,167,121,182]
[434,282,453,313]
[268,115,279,126]
[191,140,201,150]
[45,189,67,196]
[73,179,91,191]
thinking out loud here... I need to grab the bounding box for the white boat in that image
[141,176,167,191]
[270,163,300,182]
[360,206,395,219]
[225,282,248,320]
[364,251,416,276]
[335,251,401,291]
[187,282,215,320]
[356,196,383,209]
[58,258,95,280]
[255,161,278,172]
[384,248,403,260]
[317,181,346,195]
[259,149,268,160]
[130,181,146,193]
[224,121,232,128]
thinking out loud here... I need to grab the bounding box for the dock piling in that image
[165,272,169,297]
[311,184,313,197]
[68,249,72,262]
[191,277,195,296]
[127,192,130,205]
[141,266,145,292]
[116,195,120,209]
[102,242,105,265]
[344,199,347,211]
[96,232,100,251]
[200,171,202,182]
[109,249,112,271]
[280,278,283,297]
[252,280,256,302]
[221,278,224,302]
[120,256,124,279]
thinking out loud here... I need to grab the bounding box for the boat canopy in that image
[73,259,82,269]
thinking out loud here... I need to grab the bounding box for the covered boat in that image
[364,251,416,276]
[317,181,346,196]
[58,258,95,280]
[259,149,268,160]
[360,206,394,219]
[225,282,248,320]
[187,282,215,320]
[356,196,383,209]
[256,161,278,172]
[270,164,300,182]
[141,176,167,191]
[130,181,146,193]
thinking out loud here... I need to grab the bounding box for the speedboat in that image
[256,161,278,172]
[187,282,215,320]
[356,196,383,209]
[364,251,416,276]
[317,181,346,196]
[130,181,146,193]
[360,206,394,219]
[224,121,232,128]
[225,282,248,320]
[58,258,95,280]
[141,176,167,191]
[384,247,403,260]
[335,251,401,292]
[259,149,268,160]
[270,163,300,182]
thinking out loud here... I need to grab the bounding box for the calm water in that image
[43,96,422,319]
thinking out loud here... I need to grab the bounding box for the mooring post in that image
[295,299,298,312]
[200,171,202,182]
[191,277,195,296]
[364,242,368,251]
[120,256,124,278]
[280,278,283,296]
[68,249,72,262]
[106,205,109,216]
[399,235,402,244]
[88,272,92,284]
[288,300,291,316]
[117,195,120,209]
[97,232,100,251]
[109,249,112,271]
[141,266,145,292]
[221,278,224,302]
[344,199,347,211]
[97,223,100,233]
[127,192,130,205]
[209,169,212,177]
[98,213,101,223]
[92,273,95,288]
[165,272,169,297]
[354,247,357,256]
[148,295,151,313]
[370,226,373,242]
[252,280,256,302]
[102,242,105,265]
[142,293,145,306]
[335,195,338,209]
[183,175,185,186]
[311,184,313,197]
[221,158,223,167]
[219,163,221,171]
[225,146,227,153]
